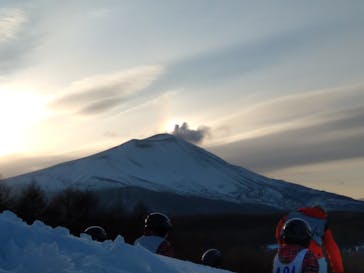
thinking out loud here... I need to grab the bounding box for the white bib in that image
[134,235,164,253]
[273,249,308,273]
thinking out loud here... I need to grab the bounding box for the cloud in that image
[206,84,364,173]
[104,131,119,138]
[148,21,351,92]
[209,105,364,172]
[87,8,111,18]
[266,157,364,198]
[209,84,364,145]
[0,7,44,76]
[0,8,33,74]
[50,65,164,115]
[173,122,210,144]
[0,153,74,179]
[0,9,26,42]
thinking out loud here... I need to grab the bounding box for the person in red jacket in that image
[273,218,319,273]
[275,206,344,273]
[134,212,174,257]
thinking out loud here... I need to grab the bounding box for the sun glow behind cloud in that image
[164,119,183,133]
[0,91,48,156]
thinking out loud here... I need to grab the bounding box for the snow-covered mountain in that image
[3,134,364,212]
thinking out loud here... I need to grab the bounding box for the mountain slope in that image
[3,134,364,211]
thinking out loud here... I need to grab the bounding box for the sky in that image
[0,1,363,199]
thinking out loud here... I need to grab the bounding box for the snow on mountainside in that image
[3,134,364,211]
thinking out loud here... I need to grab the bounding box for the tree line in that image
[0,182,147,242]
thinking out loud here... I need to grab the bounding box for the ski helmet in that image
[201,248,222,267]
[281,218,312,246]
[144,212,172,237]
[84,226,107,242]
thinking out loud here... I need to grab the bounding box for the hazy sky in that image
[1,1,364,199]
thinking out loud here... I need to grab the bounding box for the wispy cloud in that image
[173,122,210,144]
[50,65,164,115]
[87,8,111,19]
[149,21,352,91]
[0,9,26,42]
[266,157,364,198]
[208,85,364,172]
[0,153,74,179]
[210,84,364,144]
[0,8,42,75]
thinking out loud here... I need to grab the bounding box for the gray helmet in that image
[145,212,172,236]
[281,218,312,246]
[201,248,222,267]
[84,226,107,242]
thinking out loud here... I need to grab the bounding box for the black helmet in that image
[281,218,312,246]
[201,248,222,267]
[144,212,172,237]
[84,226,107,242]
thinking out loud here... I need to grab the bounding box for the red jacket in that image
[275,207,344,273]
[156,240,174,257]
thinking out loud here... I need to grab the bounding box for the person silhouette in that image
[134,212,174,257]
[273,218,319,273]
[275,206,343,273]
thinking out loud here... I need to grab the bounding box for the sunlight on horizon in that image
[266,157,364,199]
[0,91,49,156]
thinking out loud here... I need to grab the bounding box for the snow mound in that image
[0,211,231,273]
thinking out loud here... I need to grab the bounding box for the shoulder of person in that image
[298,207,327,219]
[157,239,174,256]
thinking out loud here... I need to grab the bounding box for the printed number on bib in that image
[276,265,296,273]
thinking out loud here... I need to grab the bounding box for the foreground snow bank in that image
[0,211,232,273]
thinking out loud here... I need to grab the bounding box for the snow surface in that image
[0,211,231,273]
